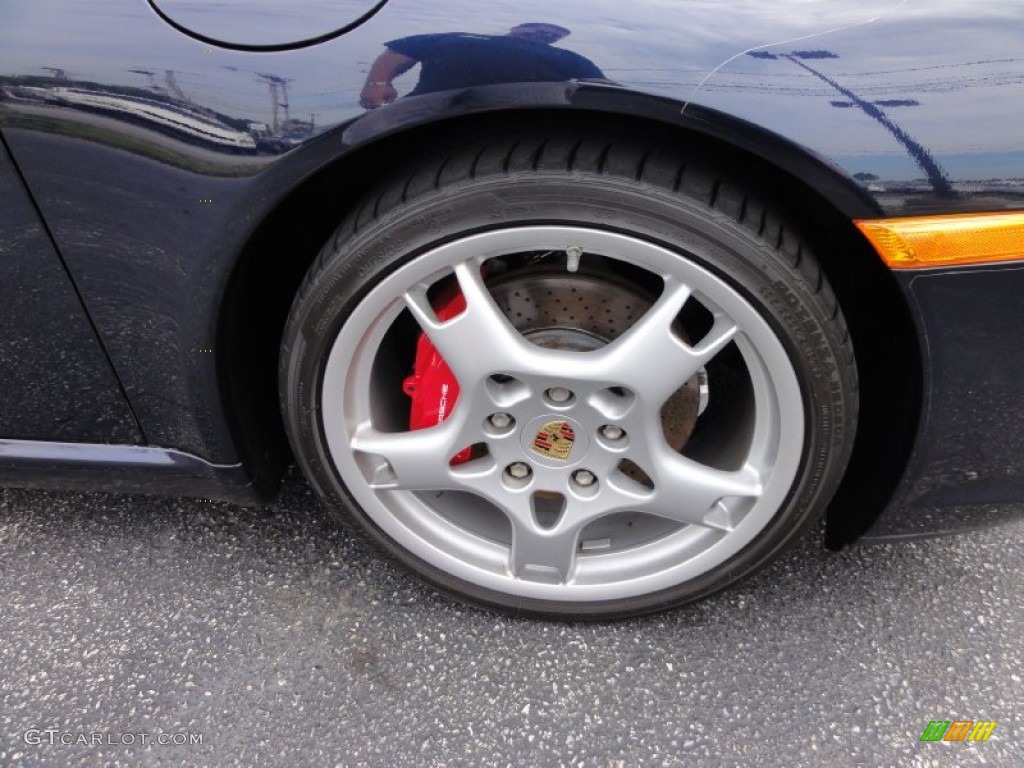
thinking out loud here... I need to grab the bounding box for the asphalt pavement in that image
[1,472,1021,767]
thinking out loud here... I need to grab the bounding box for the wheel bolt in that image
[506,462,532,480]
[547,387,573,404]
[600,424,624,441]
[489,412,514,430]
[572,469,596,487]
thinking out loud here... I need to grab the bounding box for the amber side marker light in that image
[855,211,1024,269]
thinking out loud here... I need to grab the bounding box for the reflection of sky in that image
[0,0,911,122]
[696,2,1024,160]
[2,0,1021,178]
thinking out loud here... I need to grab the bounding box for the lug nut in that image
[489,412,514,430]
[506,462,532,480]
[572,469,596,487]
[547,387,573,404]
[600,424,624,441]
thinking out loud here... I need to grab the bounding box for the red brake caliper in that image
[402,282,472,464]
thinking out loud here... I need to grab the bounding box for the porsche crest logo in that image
[531,420,576,460]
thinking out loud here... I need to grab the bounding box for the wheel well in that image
[217,109,922,543]
[749,164,923,548]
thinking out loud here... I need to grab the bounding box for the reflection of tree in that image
[750,50,954,198]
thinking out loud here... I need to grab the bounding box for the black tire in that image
[280,129,858,619]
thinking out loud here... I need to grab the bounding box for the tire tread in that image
[288,128,857,396]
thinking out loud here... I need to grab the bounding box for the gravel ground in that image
[1,472,1021,767]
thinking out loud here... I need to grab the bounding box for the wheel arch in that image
[216,100,922,543]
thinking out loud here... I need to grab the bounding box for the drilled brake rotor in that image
[488,267,703,451]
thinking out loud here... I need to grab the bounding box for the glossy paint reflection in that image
[0,0,1021,473]
[3,0,1020,204]
[358,23,609,109]
[694,0,1024,208]
[0,144,141,443]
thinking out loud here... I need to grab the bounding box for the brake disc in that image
[488,267,704,451]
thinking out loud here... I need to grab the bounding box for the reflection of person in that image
[360,23,607,109]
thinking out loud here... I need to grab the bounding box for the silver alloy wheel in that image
[321,226,804,602]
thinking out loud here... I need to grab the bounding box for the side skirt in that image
[0,439,267,505]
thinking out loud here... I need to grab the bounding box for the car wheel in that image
[280,132,857,618]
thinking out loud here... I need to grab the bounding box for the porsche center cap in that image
[522,415,588,467]
[532,420,576,460]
